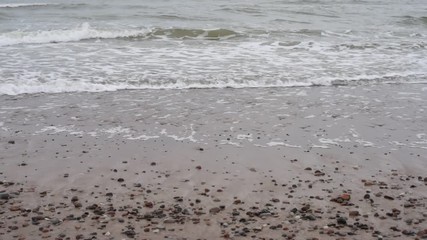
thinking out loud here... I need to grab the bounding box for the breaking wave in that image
[0,23,240,46]
[0,3,54,8]
[0,73,425,96]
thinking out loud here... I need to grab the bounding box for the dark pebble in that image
[337,217,347,225]
[0,192,10,200]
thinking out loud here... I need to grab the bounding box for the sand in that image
[0,83,427,240]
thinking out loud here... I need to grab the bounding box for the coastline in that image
[1,83,427,239]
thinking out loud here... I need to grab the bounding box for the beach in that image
[1,83,426,239]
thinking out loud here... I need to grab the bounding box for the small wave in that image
[397,16,427,26]
[0,23,148,46]
[1,74,425,96]
[0,23,240,46]
[0,3,53,8]
[149,28,238,40]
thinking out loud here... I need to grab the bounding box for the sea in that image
[0,0,426,95]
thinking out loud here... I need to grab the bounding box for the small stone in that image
[123,229,136,238]
[340,194,351,201]
[209,207,221,214]
[402,230,415,236]
[364,180,376,186]
[117,178,124,182]
[417,229,427,238]
[71,196,79,202]
[144,201,154,208]
[50,218,61,226]
[9,226,19,230]
[150,162,156,166]
[337,217,347,225]
[73,202,82,208]
[349,211,360,217]
[8,140,15,144]
[195,166,202,170]
[384,195,394,200]
[0,193,10,200]
[304,215,316,221]
[164,219,176,224]
[9,206,21,211]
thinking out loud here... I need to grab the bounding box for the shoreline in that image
[1,84,427,239]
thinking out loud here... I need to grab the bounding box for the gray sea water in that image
[0,0,426,95]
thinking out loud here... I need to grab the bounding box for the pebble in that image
[349,211,360,217]
[337,217,347,225]
[0,192,10,200]
[209,207,221,214]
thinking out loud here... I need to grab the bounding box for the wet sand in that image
[1,84,427,240]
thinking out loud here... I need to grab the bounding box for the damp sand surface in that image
[1,84,427,239]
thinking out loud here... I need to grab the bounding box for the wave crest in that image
[0,3,53,8]
[0,23,240,46]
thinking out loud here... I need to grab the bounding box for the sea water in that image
[0,0,426,95]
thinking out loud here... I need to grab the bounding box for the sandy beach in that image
[1,83,427,240]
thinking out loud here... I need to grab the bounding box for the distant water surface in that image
[0,0,426,95]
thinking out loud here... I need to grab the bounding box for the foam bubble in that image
[0,3,52,8]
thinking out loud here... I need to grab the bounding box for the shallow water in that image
[0,0,426,95]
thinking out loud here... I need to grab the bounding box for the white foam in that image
[311,145,330,149]
[319,137,351,145]
[35,126,83,136]
[219,140,241,147]
[266,142,301,148]
[0,23,149,46]
[101,127,131,138]
[0,3,52,8]
[355,140,374,147]
[160,125,197,142]
[125,134,160,141]
[236,134,253,142]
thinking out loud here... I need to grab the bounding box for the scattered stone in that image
[209,207,221,214]
[9,205,21,211]
[349,211,360,217]
[144,201,154,208]
[384,195,394,200]
[417,229,427,238]
[314,170,325,176]
[337,217,347,225]
[122,229,136,238]
[0,192,10,200]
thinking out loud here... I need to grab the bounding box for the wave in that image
[0,73,425,96]
[0,23,240,46]
[397,16,427,26]
[0,3,54,8]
